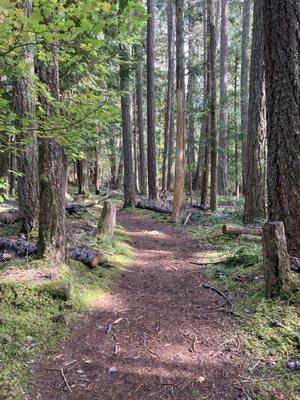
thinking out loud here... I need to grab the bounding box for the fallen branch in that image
[190,258,228,266]
[202,283,233,313]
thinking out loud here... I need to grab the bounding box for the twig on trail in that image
[141,332,159,356]
[60,368,72,392]
[202,283,233,312]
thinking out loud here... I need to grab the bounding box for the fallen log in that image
[191,201,208,211]
[136,200,171,214]
[222,224,262,236]
[65,198,103,215]
[0,239,103,268]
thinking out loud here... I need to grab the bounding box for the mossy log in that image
[222,224,262,236]
[0,239,103,268]
[97,200,116,240]
[136,200,171,214]
[262,221,290,298]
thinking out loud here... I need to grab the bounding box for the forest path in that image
[28,210,243,400]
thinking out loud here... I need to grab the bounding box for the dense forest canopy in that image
[0,0,299,399]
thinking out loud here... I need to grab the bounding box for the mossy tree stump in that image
[97,200,116,240]
[262,221,290,298]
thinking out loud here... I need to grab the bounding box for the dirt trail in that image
[28,211,243,400]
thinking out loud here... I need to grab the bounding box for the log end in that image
[91,253,103,268]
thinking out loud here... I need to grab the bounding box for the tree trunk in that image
[97,200,116,240]
[186,0,196,192]
[209,0,218,212]
[134,46,147,195]
[234,50,240,198]
[12,11,39,231]
[264,0,300,257]
[76,159,89,195]
[36,42,66,264]
[217,0,228,195]
[147,0,158,200]
[120,45,135,207]
[200,11,211,207]
[262,221,290,298]
[94,134,101,194]
[240,0,251,193]
[171,0,185,223]
[162,0,175,193]
[244,0,266,224]
[108,131,117,185]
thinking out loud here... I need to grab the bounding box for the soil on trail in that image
[27,211,243,400]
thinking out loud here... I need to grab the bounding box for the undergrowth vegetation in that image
[0,203,132,399]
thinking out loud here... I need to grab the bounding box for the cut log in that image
[97,200,116,240]
[136,200,171,214]
[262,221,290,299]
[238,234,262,244]
[67,247,103,268]
[0,239,103,268]
[222,224,262,236]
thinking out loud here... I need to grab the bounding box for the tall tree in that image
[217,0,228,195]
[186,0,196,193]
[12,0,39,234]
[244,0,266,223]
[240,0,251,193]
[76,159,89,195]
[172,0,185,223]
[209,0,218,211]
[120,45,135,207]
[264,0,300,257]
[162,0,175,193]
[36,43,66,263]
[135,46,147,195]
[146,0,158,200]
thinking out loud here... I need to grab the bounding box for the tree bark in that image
[134,46,147,195]
[120,45,135,207]
[147,0,158,200]
[244,0,266,224]
[264,0,300,257]
[11,0,39,234]
[97,200,116,240]
[208,0,218,212]
[262,221,290,298]
[234,50,240,198]
[36,42,66,264]
[76,159,89,195]
[240,0,251,193]
[217,0,228,195]
[162,0,175,193]
[171,0,185,223]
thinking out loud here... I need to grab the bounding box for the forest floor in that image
[0,195,299,400]
[26,209,243,400]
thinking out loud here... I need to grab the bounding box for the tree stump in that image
[97,200,116,240]
[262,221,290,298]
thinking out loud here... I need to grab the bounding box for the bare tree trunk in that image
[240,0,251,194]
[76,159,89,195]
[200,10,211,206]
[166,95,175,191]
[36,43,66,263]
[209,0,218,212]
[134,46,147,195]
[186,0,196,192]
[94,136,101,194]
[120,45,135,207]
[244,0,266,223]
[171,0,185,223]
[162,0,175,193]
[234,50,240,198]
[217,0,228,195]
[264,0,300,257]
[147,0,158,200]
[11,0,39,233]
[108,130,117,185]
